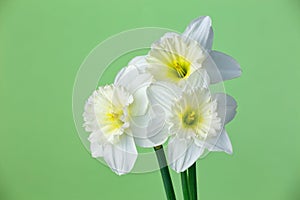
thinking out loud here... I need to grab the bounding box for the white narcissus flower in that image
[82,15,241,175]
[130,16,241,86]
[126,16,241,172]
[146,80,237,172]
[83,65,152,175]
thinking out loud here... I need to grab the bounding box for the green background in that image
[1,0,300,199]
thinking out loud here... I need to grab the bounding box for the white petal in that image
[213,93,237,124]
[151,32,204,64]
[128,56,148,73]
[127,73,152,94]
[103,135,138,175]
[114,65,152,94]
[114,67,128,86]
[183,69,210,91]
[147,82,182,117]
[90,142,104,157]
[168,136,204,172]
[114,66,152,115]
[83,92,99,132]
[206,129,232,154]
[130,111,152,146]
[130,86,149,116]
[112,85,133,108]
[88,132,104,157]
[182,16,214,50]
[132,105,169,147]
[203,51,241,83]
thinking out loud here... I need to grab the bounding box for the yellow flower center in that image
[168,55,191,79]
[181,109,202,129]
[105,110,124,131]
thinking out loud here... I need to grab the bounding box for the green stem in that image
[154,145,176,200]
[181,170,190,200]
[188,162,197,200]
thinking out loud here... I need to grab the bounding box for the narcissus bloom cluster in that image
[83,16,241,175]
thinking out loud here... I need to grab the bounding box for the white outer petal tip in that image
[168,136,204,172]
[213,93,238,125]
[182,16,214,50]
[206,129,233,154]
[103,135,138,175]
[204,51,241,84]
